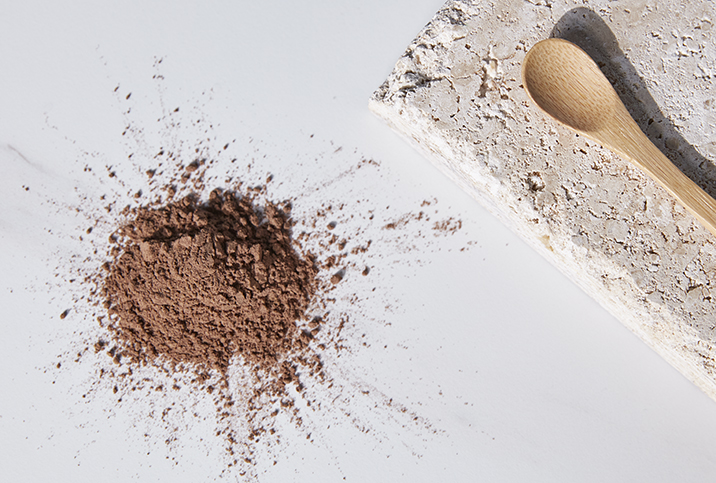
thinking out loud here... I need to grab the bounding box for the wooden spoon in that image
[522,37,716,238]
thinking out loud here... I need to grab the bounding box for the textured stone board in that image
[370,0,716,399]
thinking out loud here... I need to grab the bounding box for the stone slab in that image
[370,1,716,399]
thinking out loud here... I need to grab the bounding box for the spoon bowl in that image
[522,38,617,133]
[522,38,716,239]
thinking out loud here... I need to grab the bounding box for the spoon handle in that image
[599,109,716,239]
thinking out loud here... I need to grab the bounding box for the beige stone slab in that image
[370,0,716,399]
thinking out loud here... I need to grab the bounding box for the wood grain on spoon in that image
[522,37,716,239]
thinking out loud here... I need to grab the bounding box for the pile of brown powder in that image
[38,74,472,476]
[101,188,319,381]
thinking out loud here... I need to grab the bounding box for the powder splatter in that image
[44,66,474,478]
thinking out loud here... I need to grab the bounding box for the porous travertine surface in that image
[370,0,716,398]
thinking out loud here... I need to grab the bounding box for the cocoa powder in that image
[37,76,472,475]
[102,188,318,376]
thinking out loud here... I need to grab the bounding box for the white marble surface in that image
[2,1,716,482]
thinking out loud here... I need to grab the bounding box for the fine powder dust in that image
[40,72,471,477]
[102,188,319,387]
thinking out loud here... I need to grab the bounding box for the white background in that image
[2,1,716,482]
